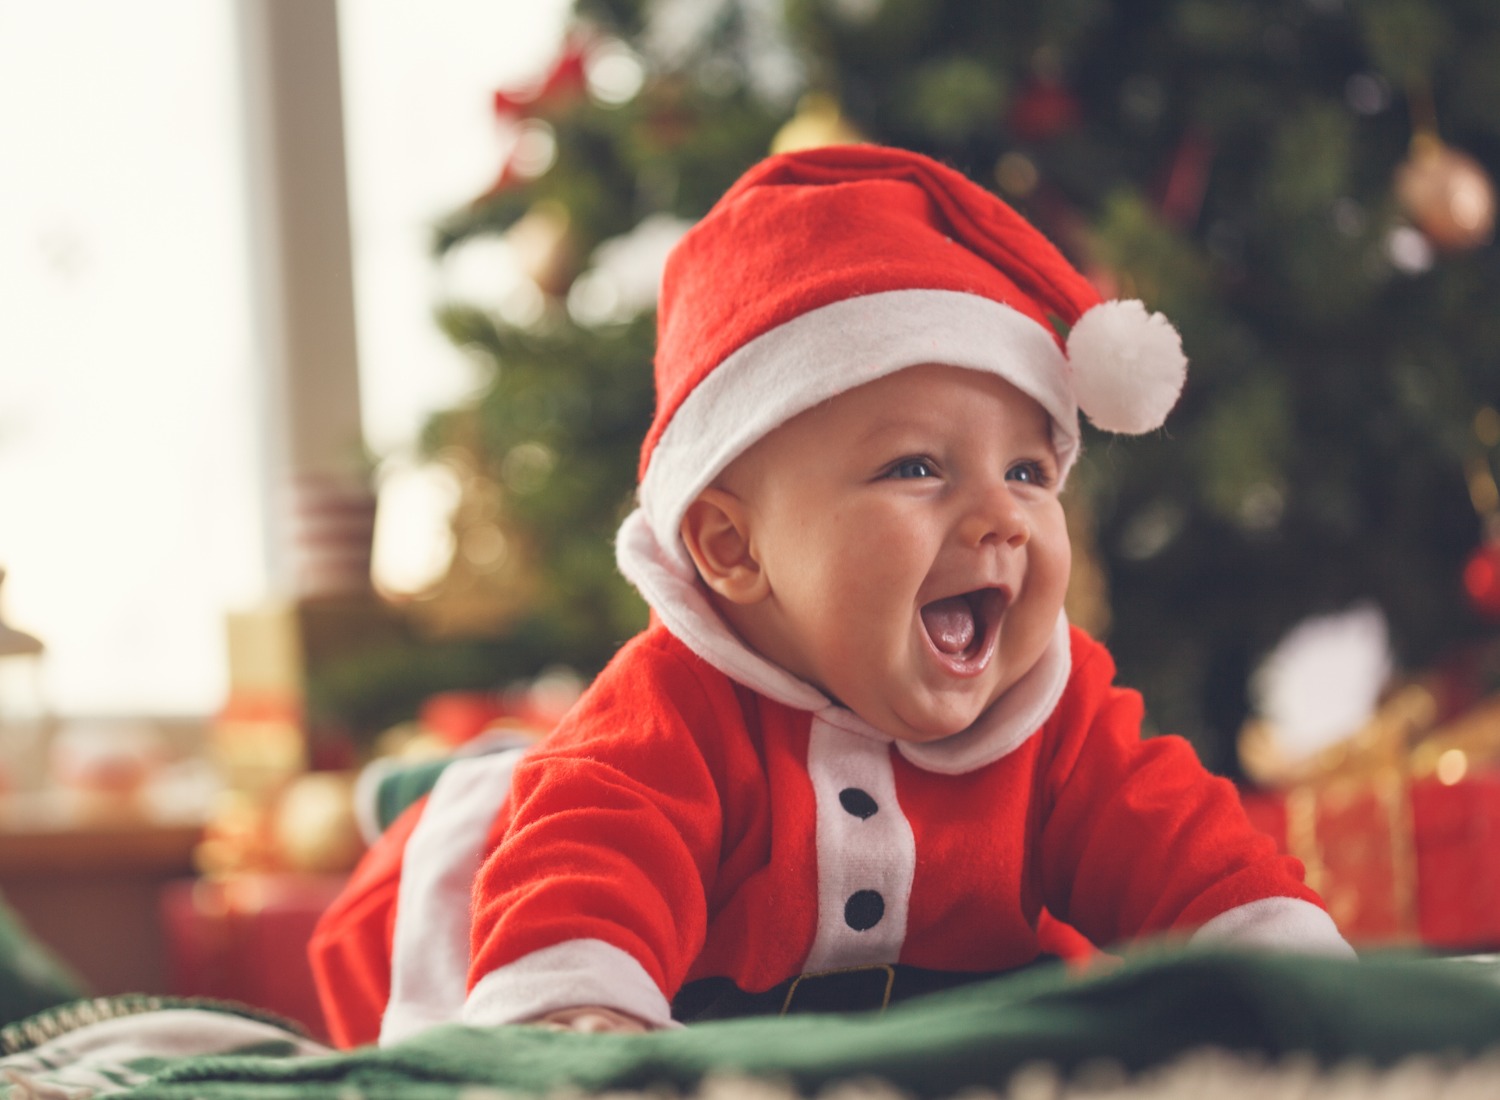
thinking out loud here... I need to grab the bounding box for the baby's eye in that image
[1006,460,1051,487]
[887,457,937,480]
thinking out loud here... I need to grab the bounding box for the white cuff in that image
[462,939,680,1030]
[1190,897,1357,958]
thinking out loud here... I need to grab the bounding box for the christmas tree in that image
[329,0,1500,774]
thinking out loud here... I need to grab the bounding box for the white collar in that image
[615,509,1071,775]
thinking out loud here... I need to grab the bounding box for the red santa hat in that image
[633,144,1186,569]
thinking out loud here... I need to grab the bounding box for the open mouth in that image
[919,588,1004,670]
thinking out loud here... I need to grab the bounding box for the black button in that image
[838,787,878,819]
[844,890,885,931]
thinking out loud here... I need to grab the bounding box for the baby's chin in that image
[870,696,996,745]
[811,663,1005,743]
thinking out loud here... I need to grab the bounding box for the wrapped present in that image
[1410,772,1500,947]
[1240,770,1415,944]
[160,873,348,1040]
[1236,617,1500,951]
[1241,768,1500,949]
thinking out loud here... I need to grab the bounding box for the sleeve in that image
[463,638,731,1028]
[1036,631,1353,959]
[308,794,426,1048]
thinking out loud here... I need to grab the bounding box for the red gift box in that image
[1241,770,1500,949]
[1410,773,1500,947]
[160,873,347,1040]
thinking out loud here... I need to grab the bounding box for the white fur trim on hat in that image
[640,288,1075,570]
[1066,300,1187,434]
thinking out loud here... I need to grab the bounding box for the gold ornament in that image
[1395,133,1496,252]
[505,199,581,297]
[994,152,1040,199]
[771,93,865,155]
[273,770,365,874]
[403,419,539,641]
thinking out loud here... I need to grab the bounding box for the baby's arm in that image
[1039,636,1351,955]
[463,638,732,1030]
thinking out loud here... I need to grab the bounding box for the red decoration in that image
[1008,77,1081,144]
[1464,538,1500,620]
[478,34,593,198]
[492,34,590,121]
[420,691,512,746]
[1241,772,1500,948]
[162,874,348,1041]
[1157,128,1215,228]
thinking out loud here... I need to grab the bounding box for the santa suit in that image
[310,532,1351,1049]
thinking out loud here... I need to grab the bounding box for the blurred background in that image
[3,0,1500,1038]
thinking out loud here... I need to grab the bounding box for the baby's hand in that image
[532,1006,651,1033]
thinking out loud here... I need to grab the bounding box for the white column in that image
[236,0,374,600]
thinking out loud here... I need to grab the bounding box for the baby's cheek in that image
[1036,513,1073,588]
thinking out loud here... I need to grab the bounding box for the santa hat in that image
[632,144,1187,571]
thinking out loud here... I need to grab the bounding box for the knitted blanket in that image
[4,948,1500,1099]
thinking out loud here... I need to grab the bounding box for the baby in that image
[311,145,1352,1048]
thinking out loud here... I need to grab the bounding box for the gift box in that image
[1241,770,1500,949]
[1410,773,1500,947]
[160,873,347,1040]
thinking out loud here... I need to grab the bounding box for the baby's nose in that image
[960,481,1029,548]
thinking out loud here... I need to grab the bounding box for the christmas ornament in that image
[1465,538,1500,620]
[405,423,539,641]
[492,34,590,121]
[1008,76,1080,144]
[505,199,580,297]
[770,93,864,155]
[1157,129,1214,228]
[477,35,592,199]
[274,770,365,874]
[993,151,1039,199]
[1394,133,1496,252]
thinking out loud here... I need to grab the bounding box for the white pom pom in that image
[1066,299,1187,434]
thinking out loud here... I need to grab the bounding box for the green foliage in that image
[894,57,1009,145]
[430,307,658,657]
[1355,0,1454,87]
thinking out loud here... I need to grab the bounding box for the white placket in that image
[802,715,916,973]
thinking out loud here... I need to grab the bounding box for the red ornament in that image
[1156,128,1215,228]
[492,34,591,120]
[475,35,594,200]
[1008,78,1081,144]
[1464,539,1500,620]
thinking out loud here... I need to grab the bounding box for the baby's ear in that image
[679,489,768,605]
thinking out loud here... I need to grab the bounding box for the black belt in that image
[672,963,1010,1022]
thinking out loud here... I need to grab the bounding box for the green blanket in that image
[5,948,1500,1099]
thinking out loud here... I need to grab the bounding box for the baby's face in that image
[718,363,1071,743]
